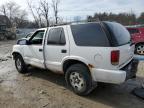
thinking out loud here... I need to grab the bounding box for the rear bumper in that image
[91,59,139,84]
[121,59,139,80]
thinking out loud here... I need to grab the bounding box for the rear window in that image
[71,23,110,47]
[127,28,139,35]
[104,22,131,46]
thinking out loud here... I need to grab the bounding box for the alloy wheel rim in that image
[12,35,16,38]
[69,72,85,91]
[0,36,5,40]
[137,45,144,55]
[16,58,22,70]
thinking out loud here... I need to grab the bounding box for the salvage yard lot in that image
[0,40,144,108]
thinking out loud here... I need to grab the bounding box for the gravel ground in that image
[0,40,144,108]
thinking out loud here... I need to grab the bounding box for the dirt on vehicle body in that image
[0,40,144,108]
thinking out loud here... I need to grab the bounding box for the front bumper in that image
[91,59,139,84]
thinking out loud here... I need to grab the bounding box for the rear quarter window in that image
[71,23,110,47]
[104,22,131,46]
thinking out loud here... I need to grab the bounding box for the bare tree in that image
[0,1,27,27]
[0,4,7,16]
[27,0,40,27]
[40,0,50,27]
[52,0,60,24]
[35,6,43,27]
[7,2,20,22]
[14,10,28,28]
[27,0,50,27]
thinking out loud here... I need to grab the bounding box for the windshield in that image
[25,32,33,39]
[104,22,131,46]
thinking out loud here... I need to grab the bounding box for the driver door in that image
[23,29,46,68]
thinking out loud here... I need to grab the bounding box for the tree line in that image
[0,0,60,28]
[0,0,144,28]
[87,12,144,25]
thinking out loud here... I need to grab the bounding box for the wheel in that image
[135,43,144,55]
[65,64,94,95]
[10,34,16,40]
[7,33,16,40]
[0,34,5,41]
[15,55,28,74]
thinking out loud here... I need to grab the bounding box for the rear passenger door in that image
[44,27,69,72]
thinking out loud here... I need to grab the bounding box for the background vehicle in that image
[12,22,138,95]
[127,27,144,55]
[0,24,16,41]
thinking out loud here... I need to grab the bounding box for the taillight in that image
[111,50,120,65]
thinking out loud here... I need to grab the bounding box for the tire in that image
[65,64,94,95]
[10,34,16,40]
[15,55,28,74]
[7,33,16,40]
[135,43,144,55]
[0,34,5,41]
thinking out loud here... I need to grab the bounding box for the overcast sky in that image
[0,0,144,21]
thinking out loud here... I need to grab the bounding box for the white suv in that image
[12,22,138,95]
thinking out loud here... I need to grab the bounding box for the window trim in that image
[28,30,45,45]
[47,27,66,46]
[104,22,131,46]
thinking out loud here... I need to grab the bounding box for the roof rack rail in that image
[50,22,70,27]
[50,18,101,27]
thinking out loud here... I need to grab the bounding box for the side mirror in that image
[17,38,31,45]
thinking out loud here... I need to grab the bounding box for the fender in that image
[12,45,24,58]
[62,56,89,66]
[61,56,91,73]
[135,42,144,46]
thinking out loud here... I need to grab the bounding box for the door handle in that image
[61,49,67,53]
[39,49,43,52]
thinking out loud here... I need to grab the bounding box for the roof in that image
[36,21,119,30]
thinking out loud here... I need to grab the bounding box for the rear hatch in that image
[103,22,134,68]
[118,44,134,68]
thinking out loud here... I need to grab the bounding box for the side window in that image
[47,28,66,45]
[30,30,45,45]
[71,23,110,46]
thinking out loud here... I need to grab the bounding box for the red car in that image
[127,27,144,55]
